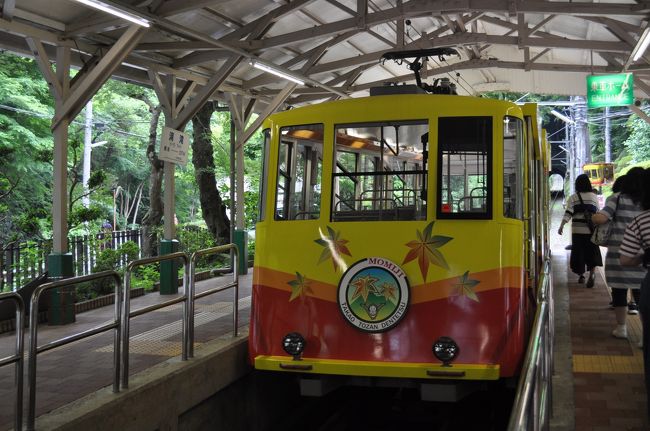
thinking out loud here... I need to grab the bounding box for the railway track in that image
[279,383,515,431]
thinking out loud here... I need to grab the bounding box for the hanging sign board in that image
[159,127,190,165]
[586,73,634,108]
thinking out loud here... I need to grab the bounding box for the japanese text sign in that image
[586,73,634,108]
[159,127,190,165]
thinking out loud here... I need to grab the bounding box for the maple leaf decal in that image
[454,271,480,302]
[403,221,452,281]
[350,275,378,303]
[288,272,313,302]
[314,226,352,271]
[379,282,398,304]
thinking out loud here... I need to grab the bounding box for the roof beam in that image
[238,0,640,52]
[236,83,297,149]
[243,31,358,89]
[172,50,230,68]
[135,41,218,52]
[171,55,242,130]
[52,24,148,130]
[222,0,318,41]
[1,0,16,20]
[350,58,616,92]
[428,32,630,52]
[66,15,125,36]
[25,37,63,100]
[156,0,225,17]
[631,105,650,125]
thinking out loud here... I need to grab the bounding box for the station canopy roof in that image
[2,0,650,108]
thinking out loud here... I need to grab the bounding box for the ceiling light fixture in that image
[633,26,650,61]
[250,60,304,85]
[550,110,575,124]
[71,0,150,27]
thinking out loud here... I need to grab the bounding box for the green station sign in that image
[587,73,634,108]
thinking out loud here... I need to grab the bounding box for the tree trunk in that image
[191,103,231,244]
[141,104,163,257]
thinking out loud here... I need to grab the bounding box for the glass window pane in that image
[437,117,492,218]
[258,129,270,222]
[332,120,428,222]
[274,124,323,221]
[503,117,524,219]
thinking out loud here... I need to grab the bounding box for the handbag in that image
[591,194,620,246]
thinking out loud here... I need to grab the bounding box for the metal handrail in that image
[0,292,25,431]
[27,271,122,431]
[121,252,190,389]
[507,260,553,431]
[188,244,239,358]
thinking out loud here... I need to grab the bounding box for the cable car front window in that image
[437,116,492,219]
[331,120,428,222]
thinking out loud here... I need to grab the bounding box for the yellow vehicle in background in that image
[583,162,614,186]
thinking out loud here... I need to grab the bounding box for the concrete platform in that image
[0,273,252,430]
[550,197,648,431]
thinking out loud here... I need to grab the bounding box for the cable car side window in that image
[274,124,323,221]
[437,116,492,219]
[258,128,270,222]
[503,117,524,219]
[331,120,428,222]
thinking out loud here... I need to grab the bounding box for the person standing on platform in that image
[593,168,645,339]
[558,174,603,287]
[620,168,650,419]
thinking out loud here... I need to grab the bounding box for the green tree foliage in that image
[0,53,54,242]
[208,111,263,231]
[622,113,650,164]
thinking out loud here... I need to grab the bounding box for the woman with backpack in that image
[558,173,603,287]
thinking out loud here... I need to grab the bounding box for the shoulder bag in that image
[591,194,620,246]
[577,193,595,233]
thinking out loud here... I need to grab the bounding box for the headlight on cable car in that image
[432,336,459,366]
[282,332,306,360]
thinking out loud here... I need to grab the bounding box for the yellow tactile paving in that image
[93,295,251,357]
[94,339,204,356]
[573,353,644,374]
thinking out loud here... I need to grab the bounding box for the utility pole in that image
[604,106,611,163]
[83,100,93,208]
[82,99,107,208]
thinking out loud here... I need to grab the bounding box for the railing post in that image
[121,253,189,389]
[26,271,121,431]
[0,293,25,431]
[188,244,240,358]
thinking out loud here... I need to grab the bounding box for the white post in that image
[82,100,93,208]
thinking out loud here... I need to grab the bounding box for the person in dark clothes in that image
[558,174,603,287]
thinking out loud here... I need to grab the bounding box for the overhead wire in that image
[0,103,148,139]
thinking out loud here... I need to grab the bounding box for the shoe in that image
[628,302,639,315]
[586,273,595,288]
[612,326,628,339]
[578,275,585,284]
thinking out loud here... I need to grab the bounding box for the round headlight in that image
[282,332,306,360]
[432,336,459,366]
